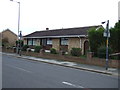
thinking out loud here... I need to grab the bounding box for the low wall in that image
[22,51,120,68]
[2,48,120,68]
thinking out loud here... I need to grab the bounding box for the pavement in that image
[2,52,120,76]
[3,54,119,88]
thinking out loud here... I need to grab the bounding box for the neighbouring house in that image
[23,25,101,55]
[1,29,17,47]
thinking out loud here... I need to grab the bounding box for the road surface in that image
[2,54,119,88]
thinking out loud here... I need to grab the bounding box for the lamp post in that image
[10,0,20,55]
[102,20,110,70]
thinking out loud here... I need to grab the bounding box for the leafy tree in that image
[109,22,120,59]
[88,27,106,56]
[88,22,120,59]
[109,22,120,53]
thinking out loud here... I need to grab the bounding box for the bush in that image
[97,46,113,58]
[22,45,29,51]
[71,48,82,56]
[34,46,42,53]
[16,40,24,47]
[50,48,57,54]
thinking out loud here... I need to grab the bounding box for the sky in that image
[0,0,119,35]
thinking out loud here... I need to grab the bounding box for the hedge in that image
[71,48,82,56]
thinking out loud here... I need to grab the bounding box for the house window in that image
[33,39,37,46]
[47,38,52,45]
[28,39,32,45]
[42,39,47,46]
[60,38,68,45]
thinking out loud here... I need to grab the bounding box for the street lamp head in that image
[10,0,20,3]
[101,21,106,24]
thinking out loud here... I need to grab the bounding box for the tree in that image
[88,27,106,56]
[109,22,120,53]
[109,22,120,59]
[88,22,120,59]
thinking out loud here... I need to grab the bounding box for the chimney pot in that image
[46,28,49,30]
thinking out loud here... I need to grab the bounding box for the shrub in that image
[34,46,42,53]
[22,45,29,51]
[16,40,24,47]
[71,48,82,56]
[97,46,113,58]
[50,48,57,54]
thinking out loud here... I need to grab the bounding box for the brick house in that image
[1,29,17,47]
[23,25,101,55]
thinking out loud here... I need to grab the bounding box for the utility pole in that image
[10,0,20,55]
[102,20,110,70]
[106,20,109,70]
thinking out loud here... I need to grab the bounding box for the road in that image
[2,54,119,88]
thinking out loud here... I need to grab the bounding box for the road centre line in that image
[62,81,84,88]
[5,64,32,73]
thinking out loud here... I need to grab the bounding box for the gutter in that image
[23,35,87,39]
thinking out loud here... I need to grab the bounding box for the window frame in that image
[33,39,37,46]
[47,38,52,45]
[60,38,68,45]
[28,39,33,45]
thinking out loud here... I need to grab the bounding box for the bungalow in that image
[23,25,101,55]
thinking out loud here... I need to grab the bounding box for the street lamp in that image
[102,20,110,70]
[10,0,20,55]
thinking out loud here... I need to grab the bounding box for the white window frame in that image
[33,39,37,46]
[47,38,52,45]
[61,38,68,45]
[28,39,32,45]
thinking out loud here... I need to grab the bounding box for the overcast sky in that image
[0,0,119,35]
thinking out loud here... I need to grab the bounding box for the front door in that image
[84,41,89,55]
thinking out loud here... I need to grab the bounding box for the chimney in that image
[46,28,49,30]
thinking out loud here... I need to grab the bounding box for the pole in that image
[106,20,109,70]
[106,37,109,70]
[10,0,20,55]
[17,2,20,54]
[19,31,22,56]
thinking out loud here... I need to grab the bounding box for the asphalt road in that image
[2,54,119,88]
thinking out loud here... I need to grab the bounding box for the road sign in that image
[103,32,110,37]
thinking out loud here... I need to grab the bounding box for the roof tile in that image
[24,25,101,38]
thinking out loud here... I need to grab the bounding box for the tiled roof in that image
[24,25,101,38]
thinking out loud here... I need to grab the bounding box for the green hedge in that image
[71,48,82,56]
[97,46,112,58]
[34,46,42,53]
[50,48,57,54]
[16,40,24,47]
[22,45,29,51]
